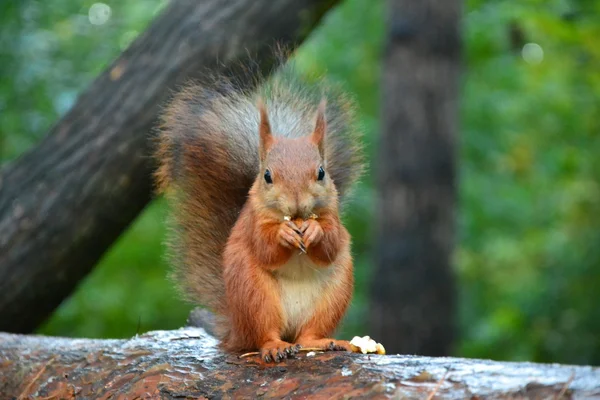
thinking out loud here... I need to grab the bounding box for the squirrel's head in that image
[252,98,337,219]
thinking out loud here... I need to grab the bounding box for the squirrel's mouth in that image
[275,196,323,221]
[283,212,319,222]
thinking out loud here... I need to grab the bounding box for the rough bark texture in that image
[1,328,598,399]
[0,0,339,334]
[370,0,461,355]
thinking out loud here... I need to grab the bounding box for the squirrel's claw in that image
[259,341,298,363]
[295,338,352,352]
[299,242,307,253]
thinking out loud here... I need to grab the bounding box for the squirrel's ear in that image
[257,98,273,161]
[311,98,327,158]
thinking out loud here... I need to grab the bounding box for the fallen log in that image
[1,328,598,399]
[0,0,340,334]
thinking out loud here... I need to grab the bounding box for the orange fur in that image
[155,63,364,362]
[219,111,354,360]
[295,224,354,351]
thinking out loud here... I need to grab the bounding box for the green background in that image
[1,0,599,366]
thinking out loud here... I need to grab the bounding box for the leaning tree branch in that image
[0,0,339,333]
[1,328,599,399]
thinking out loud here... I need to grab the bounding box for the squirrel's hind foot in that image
[295,338,352,352]
[259,340,301,363]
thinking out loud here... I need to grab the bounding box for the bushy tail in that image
[154,60,364,315]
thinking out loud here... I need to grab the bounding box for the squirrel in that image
[154,61,364,363]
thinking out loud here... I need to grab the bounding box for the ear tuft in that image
[257,98,273,161]
[311,98,327,158]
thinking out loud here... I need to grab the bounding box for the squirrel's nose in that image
[278,193,298,217]
[298,194,315,218]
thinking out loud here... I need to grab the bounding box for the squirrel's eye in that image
[317,166,325,181]
[264,169,273,184]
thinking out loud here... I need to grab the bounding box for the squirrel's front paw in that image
[300,219,324,249]
[278,221,305,252]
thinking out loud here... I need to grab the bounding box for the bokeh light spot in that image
[89,3,112,26]
[521,43,544,65]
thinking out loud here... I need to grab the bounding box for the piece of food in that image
[349,336,386,355]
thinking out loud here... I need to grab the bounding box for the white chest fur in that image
[275,254,333,338]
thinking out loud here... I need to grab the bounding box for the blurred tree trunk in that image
[370,0,462,355]
[0,0,339,334]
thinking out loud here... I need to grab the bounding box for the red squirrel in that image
[155,63,364,362]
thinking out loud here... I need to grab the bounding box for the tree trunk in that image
[1,328,598,399]
[0,0,339,334]
[370,0,462,356]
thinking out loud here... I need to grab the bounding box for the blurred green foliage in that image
[1,0,598,365]
[459,0,600,365]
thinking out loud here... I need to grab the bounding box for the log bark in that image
[0,0,339,334]
[370,0,461,355]
[1,328,598,399]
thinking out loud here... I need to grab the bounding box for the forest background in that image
[1,0,599,366]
